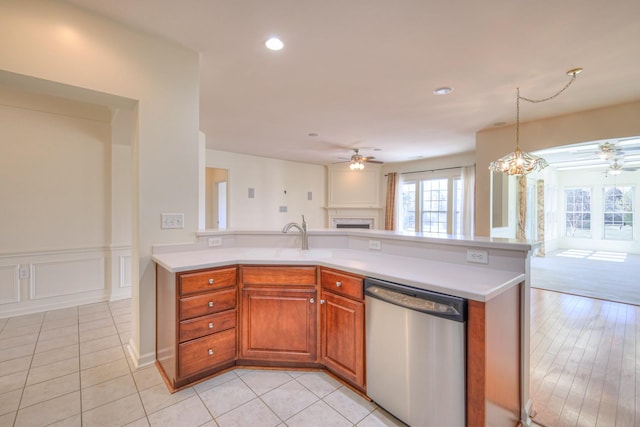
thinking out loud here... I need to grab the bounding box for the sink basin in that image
[243,248,279,258]
[279,248,333,259]
[242,248,332,259]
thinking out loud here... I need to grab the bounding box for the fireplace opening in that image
[336,223,371,229]
[331,217,375,229]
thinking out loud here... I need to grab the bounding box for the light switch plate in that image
[161,213,184,229]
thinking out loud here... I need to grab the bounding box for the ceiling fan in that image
[340,148,383,170]
[595,141,640,160]
[608,157,640,175]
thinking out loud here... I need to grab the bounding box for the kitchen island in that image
[153,229,536,427]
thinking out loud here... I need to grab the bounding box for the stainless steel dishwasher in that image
[365,277,467,427]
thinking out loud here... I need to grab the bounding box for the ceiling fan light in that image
[609,168,622,175]
[598,151,614,160]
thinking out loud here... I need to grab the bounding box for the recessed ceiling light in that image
[265,37,284,51]
[433,86,453,95]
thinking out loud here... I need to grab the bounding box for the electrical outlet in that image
[161,213,184,229]
[19,266,29,280]
[208,237,222,247]
[466,249,489,264]
[368,240,381,250]
[279,206,288,213]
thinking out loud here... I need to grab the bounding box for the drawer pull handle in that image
[208,322,214,329]
[310,298,315,304]
[208,278,214,285]
[336,281,342,287]
[208,301,214,308]
[320,299,325,304]
[208,349,214,356]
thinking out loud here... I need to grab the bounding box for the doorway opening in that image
[206,168,229,229]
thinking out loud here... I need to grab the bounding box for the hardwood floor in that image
[530,288,639,426]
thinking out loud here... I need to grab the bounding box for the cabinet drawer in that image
[320,268,363,300]
[179,309,237,343]
[180,267,237,296]
[180,288,237,320]
[241,266,316,286]
[179,328,236,378]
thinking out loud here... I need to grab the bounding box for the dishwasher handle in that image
[365,279,466,322]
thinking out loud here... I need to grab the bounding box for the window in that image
[603,186,634,240]
[565,188,591,238]
[399,173,463,234]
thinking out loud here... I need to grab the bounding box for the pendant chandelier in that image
[489,68,582,176]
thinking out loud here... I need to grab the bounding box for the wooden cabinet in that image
[156,265,238,390]
[319,268,365,390]
[157,263,366,392]
[239,266,318,364]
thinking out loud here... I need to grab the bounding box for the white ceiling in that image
[63,0,640,165]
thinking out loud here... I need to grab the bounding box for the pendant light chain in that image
[518,71,579,104]
[489,68,582,176]
[516,88,521,148]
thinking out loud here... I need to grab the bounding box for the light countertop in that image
[153,247,525,302]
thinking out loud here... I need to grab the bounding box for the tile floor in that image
[0,299,404,427]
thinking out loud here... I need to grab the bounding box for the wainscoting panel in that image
[30,257,105,299]
[0,265,20,305]
[0,246,132,318]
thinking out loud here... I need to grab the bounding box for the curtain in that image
[517,175,527,240]
[384,172,397,230]
[536,180,545,256]
[461,165,475,236]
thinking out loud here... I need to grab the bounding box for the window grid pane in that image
[565,188,591,238]
[603,185,634,240]
[400,181,416,232]
[421,178,448,234]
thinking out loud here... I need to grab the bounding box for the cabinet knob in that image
[208,349,214,356]
[320,299,325,304]
[336,281,342,287]
[208,322,214,329]
[310,298,315,304]
[208,301,214,308]
[208,278,214,285]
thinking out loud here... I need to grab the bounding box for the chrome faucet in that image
[282,215,309,250]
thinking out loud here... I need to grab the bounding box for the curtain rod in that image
[384,164,475,176]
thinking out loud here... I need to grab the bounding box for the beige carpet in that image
[531,249,640,306]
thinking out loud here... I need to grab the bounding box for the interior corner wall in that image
[476,100,640,236]
[0,0,200,367]
[206,149,327,228]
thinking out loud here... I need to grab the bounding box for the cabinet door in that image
[321,290,365,389]
[241,287,317,363]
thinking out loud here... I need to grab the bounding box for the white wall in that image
[0,86,135,312]
[1,0,200,367]
[0,88,110,252]
[206,149,327,229]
